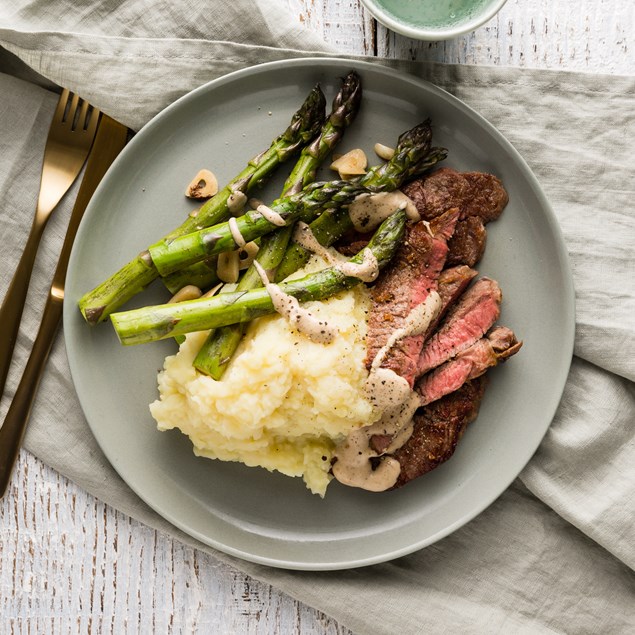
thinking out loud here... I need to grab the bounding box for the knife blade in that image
[0,114,130,498]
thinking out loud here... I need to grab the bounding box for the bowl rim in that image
[360,0,509,40]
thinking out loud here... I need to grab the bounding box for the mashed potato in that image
[149,260,377,496]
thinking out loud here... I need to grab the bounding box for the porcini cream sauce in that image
[228,217,246,248]
[333,292,442,491]
[348,191,420,233]
[292,222,379,283]
[227,191,247,215]
[257,204,287,227]
[371,292,442,372]
[253,262,338,345]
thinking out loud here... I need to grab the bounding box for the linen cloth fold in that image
[1,1,634,633]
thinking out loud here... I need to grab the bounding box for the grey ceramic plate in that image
[64,58,574,570]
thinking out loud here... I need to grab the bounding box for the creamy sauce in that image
[338,249,379,283]
[292,222,379,283]
[348,190,420,232]
[371,291,442,372]
[257,204,287,227]
[227,191,247,215]
[333,292,442,491]
[293,221,329,257]
[332,429,401,491]
[253,262,339,344]
[228,217,246,248]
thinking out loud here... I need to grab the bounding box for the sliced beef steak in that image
[365,209,459,387]
[402,168,469,221]
[424,265,478,340]
[446,216,487,267]
[418,277,502,376]
[416,326,522,406]
[390,377,488,488]
[401,168,508,224]
[461,172,509,223]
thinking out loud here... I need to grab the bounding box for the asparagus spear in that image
[77,85,326,324]
[193,71,363,377]
[111,211,407,346]
[161,70,362,295]
[148,179,372,276]
[275,142,447,282]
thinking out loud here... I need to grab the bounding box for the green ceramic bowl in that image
[361,0,508,40]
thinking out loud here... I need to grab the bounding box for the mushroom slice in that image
[185,169,218,199]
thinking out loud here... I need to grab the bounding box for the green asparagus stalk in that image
[161,258,220,294]
[193,71,363,378]
[148,179,371,276]
[275,125,447,282]
[161,71,362,296]
[77,85,326,324]
[111,210,407,346]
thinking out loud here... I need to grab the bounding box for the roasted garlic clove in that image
[374,143,395,161]
[238,241,260,270]
[330,149,368,178]
[217,250,240,283]
[168,284,203,303]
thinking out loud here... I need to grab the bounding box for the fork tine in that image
[53,88,71,122]
[77,99,89,131]
[85,104,100,136]
[65,92,80,125]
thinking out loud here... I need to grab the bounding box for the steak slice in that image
[446,216,487,267]
[390,376,488,488]
[365,210,459,387]
[401,168,508,224]
[461,172,509,223]
[402,168,469,221]
[424,265,478,340]
[418,277,502,376]
[416,326,522,406]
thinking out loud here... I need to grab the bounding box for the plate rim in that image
[64,56,575,570]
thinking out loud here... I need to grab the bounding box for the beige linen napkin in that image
[1,1,634,633]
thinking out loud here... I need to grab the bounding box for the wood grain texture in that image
[1,1,633,632]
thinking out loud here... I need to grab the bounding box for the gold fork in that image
[0,89,99,398]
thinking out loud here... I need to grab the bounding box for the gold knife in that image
[0,114,130,498]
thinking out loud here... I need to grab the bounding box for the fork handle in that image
[0,293,63,497]
[0,221,48,399]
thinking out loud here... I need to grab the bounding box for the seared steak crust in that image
[401,168,508,224]
[402,168,470,221]
[446,216,487,267]
[461,172,509,223]
[365,210,458,387]
[391,377,488,488]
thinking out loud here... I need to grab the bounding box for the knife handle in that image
[0,295,63,497]
[0,224,47,400]
[0,115,129,498]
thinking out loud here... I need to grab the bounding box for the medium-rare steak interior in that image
[364,208,458,387]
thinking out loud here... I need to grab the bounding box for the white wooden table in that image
[1,1,633,632]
